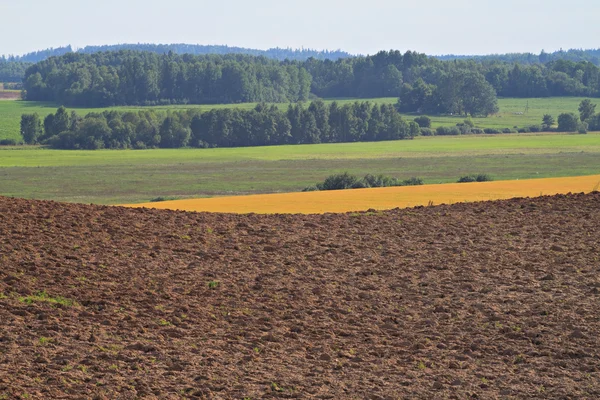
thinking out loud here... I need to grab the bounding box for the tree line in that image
[23,51,312,106]
[20,101,421,149]
[21,50,600,109]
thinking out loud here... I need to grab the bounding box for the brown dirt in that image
[0,91,21,100]
[1,193,600,399]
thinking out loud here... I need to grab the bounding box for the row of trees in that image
[20,101,421,149]
[24,52,312,106]
[306,52,600,99]
[22,50,600,108]
[396,71,498,116]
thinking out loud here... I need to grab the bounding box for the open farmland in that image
[2,133,600,205]
[1,193,600,398]
[125,174,600,214]
[1,133,600,204]
[0,97,593,142]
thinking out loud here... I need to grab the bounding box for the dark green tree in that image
[20,113,43,144]
[542,114,555,130]
[578,99,597,122]
[557,113,579,132]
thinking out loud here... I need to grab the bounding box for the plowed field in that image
[1,193,600,399]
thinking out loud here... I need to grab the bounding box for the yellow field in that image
[123,174,600,214]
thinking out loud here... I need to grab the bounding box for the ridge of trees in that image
[20,101,421,149]
[21,49,600,108]
[436,48,600,65]
[2,44,351,64]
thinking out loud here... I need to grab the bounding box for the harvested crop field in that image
[125,174,600,214]
[1,193,600,399]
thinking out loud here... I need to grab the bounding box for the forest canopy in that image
[21,49,600,109]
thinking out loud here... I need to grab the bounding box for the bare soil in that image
[1,193,599,399]
[0,92,21,100]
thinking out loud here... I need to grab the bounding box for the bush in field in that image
[320,172,360,190]
[542,114,555,130]
[414,116,431,128]
[436,126,461,136]
[458,174,493,183]
[557,113,579,132]
[304,173,424,191]
[483,128,501,134]
[529,125,543,132]
[420,128,435,136]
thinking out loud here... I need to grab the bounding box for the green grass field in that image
[0,97,595,142]
[1,133,599,204]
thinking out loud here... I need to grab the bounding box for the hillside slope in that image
[1,193,599,398]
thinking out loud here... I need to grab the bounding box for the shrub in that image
[456,124,471,134]
[414,116,431,128]
[0,139,18,146]
[436,126,461,136]
[420,128,435,136]
[483,128,501,134]
[458,174,493,183]
[471,128,484,134]
[518,127,530,133]
[587,114,600,131]
[305,173,424,191]
[502,128,517,134]
[402,177,424,186]
[320,172,359,190]
[529,125,543,132]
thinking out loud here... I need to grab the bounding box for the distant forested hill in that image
[78,44,353,61]
[436,49,600,65]
[2,44,351,64]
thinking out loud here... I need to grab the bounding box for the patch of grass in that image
[207,281,220,290]
[19,291,78,307]
[37,337,53,346]
[1,122,599,204]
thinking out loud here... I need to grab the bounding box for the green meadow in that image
[1,133,599,204]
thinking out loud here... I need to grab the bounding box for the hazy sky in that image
[1,0,598,56]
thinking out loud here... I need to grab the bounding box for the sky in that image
[1,0,599,57]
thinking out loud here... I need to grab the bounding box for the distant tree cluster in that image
[21,101,421,149]
[555,99,600,133]
[0,60,30,82]
[23,51,312,106]
[397,71,498,116]
[303,172,423,191]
